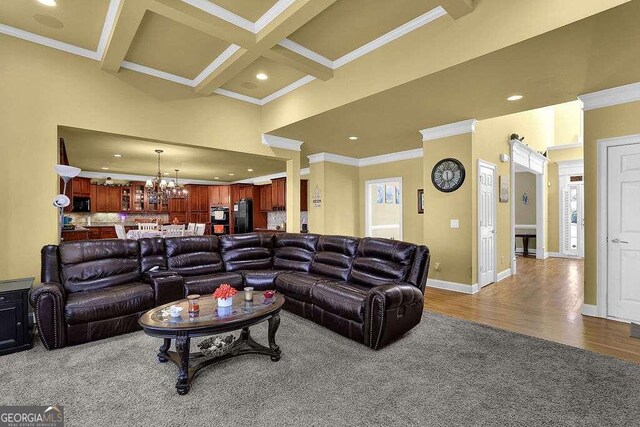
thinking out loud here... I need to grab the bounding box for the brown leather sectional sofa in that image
[30,233,430,350]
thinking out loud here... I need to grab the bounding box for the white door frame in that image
[596,133,640,318]
[558,159,585,257]
[477,159,498,287]
[364,177,403,240]
[510,140,547,275]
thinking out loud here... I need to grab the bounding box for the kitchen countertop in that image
[62,226,89,232]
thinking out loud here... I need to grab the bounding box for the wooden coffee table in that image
[139,293,284,395]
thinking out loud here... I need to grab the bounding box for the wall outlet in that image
[501,255,505,265]
[450,219,460,229]
[434,262,441,271]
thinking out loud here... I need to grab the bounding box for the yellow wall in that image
[358,158,423,245]
[423,134,473,285]
[583,100,640,304]
[547,147,584,253]
[553,101,583,146]
[0,35,297,281]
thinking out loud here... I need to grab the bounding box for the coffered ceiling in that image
[0,0,472,105]
[60,127,286,182]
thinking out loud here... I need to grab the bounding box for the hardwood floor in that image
[424,256,640,363]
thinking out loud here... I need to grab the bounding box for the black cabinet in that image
[0,278,33,356]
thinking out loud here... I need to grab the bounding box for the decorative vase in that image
[217,297,233,307]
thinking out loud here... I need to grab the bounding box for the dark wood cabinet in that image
[72,177,91,197]
[62,229,90,241]
[301,179,308,211]
[259,184,273,212]
[0,278,33,356]
[208,185,230,207]
[271,178,286,209]
[131,182,146,212]
[186,185,210,224]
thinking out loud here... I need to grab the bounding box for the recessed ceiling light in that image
[229,173,235,176]
[256,73,268,80]
[507,95,523,101]
[214,176,220,180]
[247,168,253,172]
[163,172,169,176]
[113,154,122,157]
[37,0,57,6]
[348,136,358,140]
[101,167,109,170]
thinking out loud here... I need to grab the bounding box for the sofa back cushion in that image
[348,238,417,287]
[273,233,319,272]
[59,239,140,293]
[165,236,223,276]
[406,245,430,291]
[139,238,166,273]
[41,245,62,284]
[309,235,359,281]
[220,233,274,272]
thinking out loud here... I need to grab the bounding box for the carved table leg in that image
[157,338,171,363]
[240,327,250,341]
[175,334,191,395]
[268,313,281,361]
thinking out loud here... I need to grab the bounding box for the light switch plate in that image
[450,219,460,229]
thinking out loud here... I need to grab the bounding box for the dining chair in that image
[114,224,127,239]
[163,230,184,238]
[186,223,196,233]
[194,223,206,236]
[138,223,157,231]
[162,224,185,232]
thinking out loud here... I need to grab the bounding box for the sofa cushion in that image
[273,233,319,272]
[312,281,369,322]
[309,235,359,281]
[64,282,154,325]
[240,270,284,290]
[220,233,274,272]
[60,239,141,293]
[348,238,417,287]
[139,238,166,273]
[183,272,244,296]
[275,272,326,303]
[165,236,223,277]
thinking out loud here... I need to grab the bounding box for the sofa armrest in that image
[144,274,184,306]
[365,283,424,350]
[29,282,66,350]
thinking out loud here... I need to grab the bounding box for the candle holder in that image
[187,294,200,316]
[244,287,254,301]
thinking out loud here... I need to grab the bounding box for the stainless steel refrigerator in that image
[233,199,253,234]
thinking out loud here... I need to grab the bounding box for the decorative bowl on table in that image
[198,335,234,357]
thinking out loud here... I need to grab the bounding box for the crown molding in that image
[262,134,304,151]
[307,153,359,166]
[192,44,242,87]
[333,7,447,69]
[546,142,583,151]
[278,39,334,68]
[232,167,310,185]
[120,61,194,86]
[578,82,640,111]
[420,119,477,141]
[78,171,221,185]
[358,148,423,167]
[181,0,254,32]
[260,75,316,104]
[0,23,99,60]
[213,88,262,105]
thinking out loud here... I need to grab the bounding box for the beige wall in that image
[583,100,640,305]
[515,172,537,225]
[423,134,473,285]
[358,158,423,245]
[307,161,359,236]
[0,36,299,281]
[553,101,583,146]
[547,147,584,253]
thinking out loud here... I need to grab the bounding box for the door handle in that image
[611,238,629,244]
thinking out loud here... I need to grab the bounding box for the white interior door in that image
[478,161,497,287]
[607,143,640,322]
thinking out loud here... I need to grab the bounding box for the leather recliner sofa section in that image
[30,233,430,350]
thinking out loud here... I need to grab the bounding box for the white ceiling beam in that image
[101,0,148,73]
[440,0,475,19]
[263,46,333,80]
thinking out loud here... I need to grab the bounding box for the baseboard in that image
[497,269,511,282]
[547,252,563,258]
[581,304,598,317]
[427,278,479,294]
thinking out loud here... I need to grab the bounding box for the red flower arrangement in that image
[213,284,237,300]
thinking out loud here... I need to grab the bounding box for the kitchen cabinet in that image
[186,185,209,224]
[62,229,90,241]
[208,185,230,207]
[271,178,286,209]
[300,179,308,211]
[121,187,131,211]
[72,178,91,197]
[131,182,146,212]
[93,185,123,212]
[259,184,273,212]
[168,198,187,224]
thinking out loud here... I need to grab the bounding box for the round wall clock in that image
[431,158,465,193]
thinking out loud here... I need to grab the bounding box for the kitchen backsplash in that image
[267,211,308,230]
[68,212,169,226]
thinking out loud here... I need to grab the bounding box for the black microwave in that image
[72,196,91,212]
